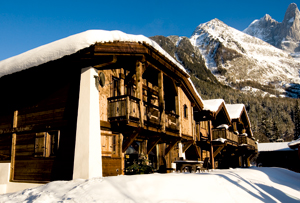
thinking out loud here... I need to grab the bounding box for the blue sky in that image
[0,0,296,61]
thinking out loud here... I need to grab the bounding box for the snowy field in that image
[0,167,299,203]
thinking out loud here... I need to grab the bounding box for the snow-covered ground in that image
[1,167,299,203]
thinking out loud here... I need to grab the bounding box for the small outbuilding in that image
[257,142,299,172]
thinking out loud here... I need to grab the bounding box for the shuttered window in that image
[101,134,121,158]
[34,131,60,158]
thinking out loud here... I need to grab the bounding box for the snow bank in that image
[1,168,299,203]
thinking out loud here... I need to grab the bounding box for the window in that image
[183,104,188,118]
[34,131,60,157]
[101,134,120,157]
[111,76,120,97]
[125,83,136,97]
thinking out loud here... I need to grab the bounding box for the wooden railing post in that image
[158,71,165,132]
[208,120,215,169]
[175,85,181,133]
[126,96,130,122]
[136,61,144,127]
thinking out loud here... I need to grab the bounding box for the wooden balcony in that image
[108,95,140,123]
[238,136,257,150]
[212,129,238,146]
[108,96,179,133]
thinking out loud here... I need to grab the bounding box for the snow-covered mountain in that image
[189,18,300,97]
[244,3,300,55]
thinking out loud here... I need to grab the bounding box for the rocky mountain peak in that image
[244,3,300,53]
[263,14,273,21]
[283,3,299,24]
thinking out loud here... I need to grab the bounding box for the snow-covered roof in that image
[226,104,252,135]
[288,139,300,148]
[203,99,225,112]
[258,142,296,152]
[0,30,204,106]
[0,30,186,78]
[225,104,245,120]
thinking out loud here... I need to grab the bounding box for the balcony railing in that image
[108,95,140,122]
[165,111,179,132]
[108,96,180,132]
[143,102,160,127]
[212,128,239,145]
[238,136,257,150]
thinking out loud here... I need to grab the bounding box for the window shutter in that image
[35,133,45,157]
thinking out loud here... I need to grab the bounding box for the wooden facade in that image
[0,39,256,187]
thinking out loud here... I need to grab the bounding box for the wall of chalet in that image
[99,69,121,121]
[0,59,81,182]
[179,88,193,137]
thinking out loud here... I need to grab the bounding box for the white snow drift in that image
[0,167,299,203]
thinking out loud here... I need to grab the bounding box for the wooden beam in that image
[122,128,142,153]
[147,136,161,155]
[119,134,125,175]
[182,140,193,153]
[93,55,117,69]
[158,71,165,132]
[100,120,111,129]
[10,110,18,181]
[165,140,180,156]
[136,61,144,127]
[126,96,130,122]
[208,120,215,169]
[195,145,201,159]
[213,145,225,158]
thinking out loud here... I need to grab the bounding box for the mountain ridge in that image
[150,3,300,142]
[244,3,300,54]
[190,17,300,97]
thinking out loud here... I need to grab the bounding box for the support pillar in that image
[73,67,102,179]
[136,61,144,127]
[158,71,165,132]
[208,120,215,169]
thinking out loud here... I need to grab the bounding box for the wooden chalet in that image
[226,104,257,167]
[0,30,256,194]
[198,100,257,169]
[258,142,299,172]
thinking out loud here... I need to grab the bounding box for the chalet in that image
[0,30,256,194]
[258,142,299,172]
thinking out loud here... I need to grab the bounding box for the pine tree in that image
[272,121,280,141]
